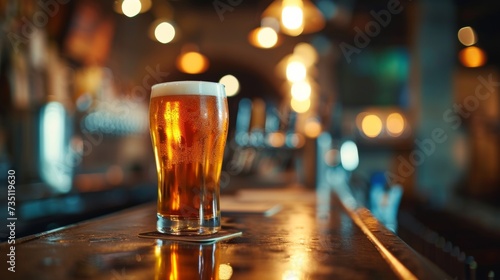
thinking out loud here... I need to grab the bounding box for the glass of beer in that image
[149,81,228,235]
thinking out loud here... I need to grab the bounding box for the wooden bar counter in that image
[1,186,449,279]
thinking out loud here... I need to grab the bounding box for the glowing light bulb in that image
[257,27,278,48]
[386,113,405,137]
[361,114,382,138]
[282,0,304,35]
[219,74,240,97]
[290,98,310,113]
[177,52,209,74]
[291,81,311,101]
[122,0,141,17]
[154,22,175,44]
[286,61,306,82]
[459,46,487,68]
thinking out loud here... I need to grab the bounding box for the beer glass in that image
[149,81,228,235]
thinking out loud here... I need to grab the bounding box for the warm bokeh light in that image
[459,46,487,68]
[219,74,240,97]
[115,0,151,15]
[386,113,405,137]
[304,118,322,138]
[267,132,286,147]
[281,0,304,35]
[286,61,307,82]
[257,27,278,48]
[176,52,209,74]
[290,97,310,113]
[291,81,311,101]
[262,0,323,36]
[248,27,280,49]
[154,22,175,44]
[293,43,318,67]
[361,114,383,138]
[457,26,477,46]
[121,0,141,17]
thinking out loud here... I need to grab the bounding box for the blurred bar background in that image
[0,0,499,278]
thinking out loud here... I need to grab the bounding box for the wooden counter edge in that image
[349,206,452,280]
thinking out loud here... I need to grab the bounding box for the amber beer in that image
[149,81,228,235]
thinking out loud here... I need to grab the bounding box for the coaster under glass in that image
[138,229,242,243]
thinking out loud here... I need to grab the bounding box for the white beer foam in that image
[151,81,226,98]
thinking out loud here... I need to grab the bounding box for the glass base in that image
[157,214,221,235]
